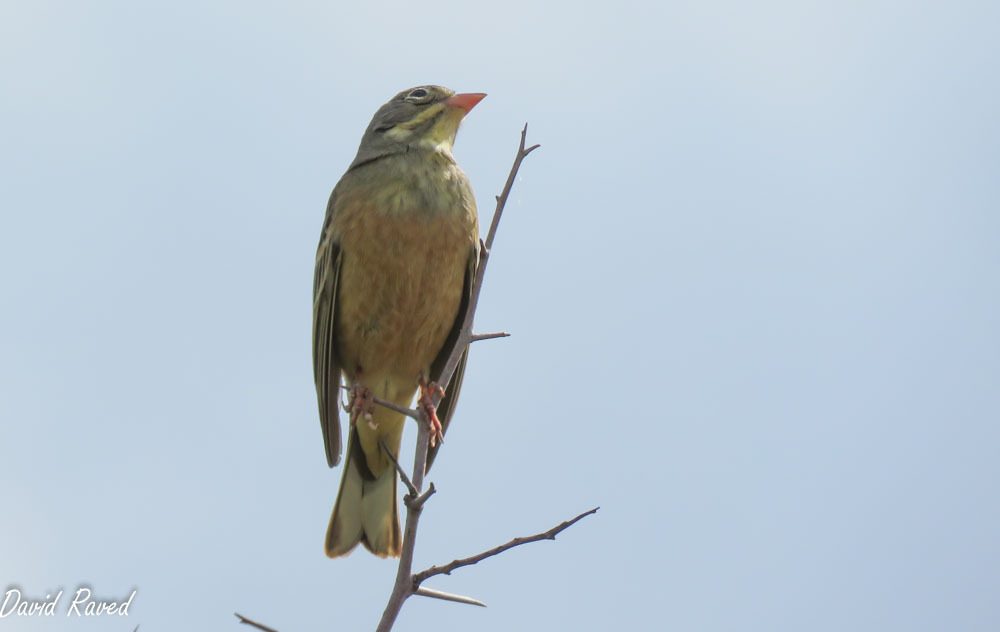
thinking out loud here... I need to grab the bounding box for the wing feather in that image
[314,190,344,467]
[425,247,478,472]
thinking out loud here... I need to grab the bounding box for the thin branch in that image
[433,125,540,402]
[413,507,599,586]
[376,415,431,632]
[372,396,420,420]
[381,440,417,498]
[339,383,422,420]
[470,331,510,343]
[414,586,486,608]
[234,613,281,632]
[485,124,540,257]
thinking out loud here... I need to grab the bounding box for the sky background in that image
[2,0,999,630]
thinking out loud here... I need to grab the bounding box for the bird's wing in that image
[425,246,478,473]
[313,189,343,468]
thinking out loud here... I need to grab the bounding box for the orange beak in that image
[444,92,487,114]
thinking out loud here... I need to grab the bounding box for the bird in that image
[312,85,484,558]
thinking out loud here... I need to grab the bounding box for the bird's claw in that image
[345,379,375,429]
[418,380,445,448]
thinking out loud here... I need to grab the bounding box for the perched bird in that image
[313,85,484,558]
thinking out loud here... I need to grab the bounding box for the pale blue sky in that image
[2,0,998,630]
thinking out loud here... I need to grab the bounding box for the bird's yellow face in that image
[348,85,485,171]
[375,86,486,156]
[384,101,466,154]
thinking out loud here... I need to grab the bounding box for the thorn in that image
[413,586,487,607]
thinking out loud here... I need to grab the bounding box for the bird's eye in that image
[406,88,429,101]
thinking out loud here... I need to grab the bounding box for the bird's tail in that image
[325,426,401,558]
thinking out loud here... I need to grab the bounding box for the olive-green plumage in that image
[313,86,483,558]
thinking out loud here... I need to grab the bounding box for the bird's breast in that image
[331,158,477,389]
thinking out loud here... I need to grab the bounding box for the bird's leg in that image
[344,370,376,430]
[418,376,445,448]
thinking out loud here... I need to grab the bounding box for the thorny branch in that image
[235,613,280,632]
[412,507,600,586]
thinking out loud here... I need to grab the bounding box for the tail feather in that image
[359,465,400,557]
[326,428,401,558]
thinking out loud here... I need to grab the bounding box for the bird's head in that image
[350,85,486,168]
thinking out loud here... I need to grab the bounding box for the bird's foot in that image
[345,376,376,429]
[418,379,445,448]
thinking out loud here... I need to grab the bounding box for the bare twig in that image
[375,126,540,632]
[376,416,432,632]
[338,383,422,420]
[432,125,540,403]
[372,396,420,419]
[414,586,487,607]
[413,507,599,585]
[470,331,510,343]
[381,440,417,498]
[234,613,280,632]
